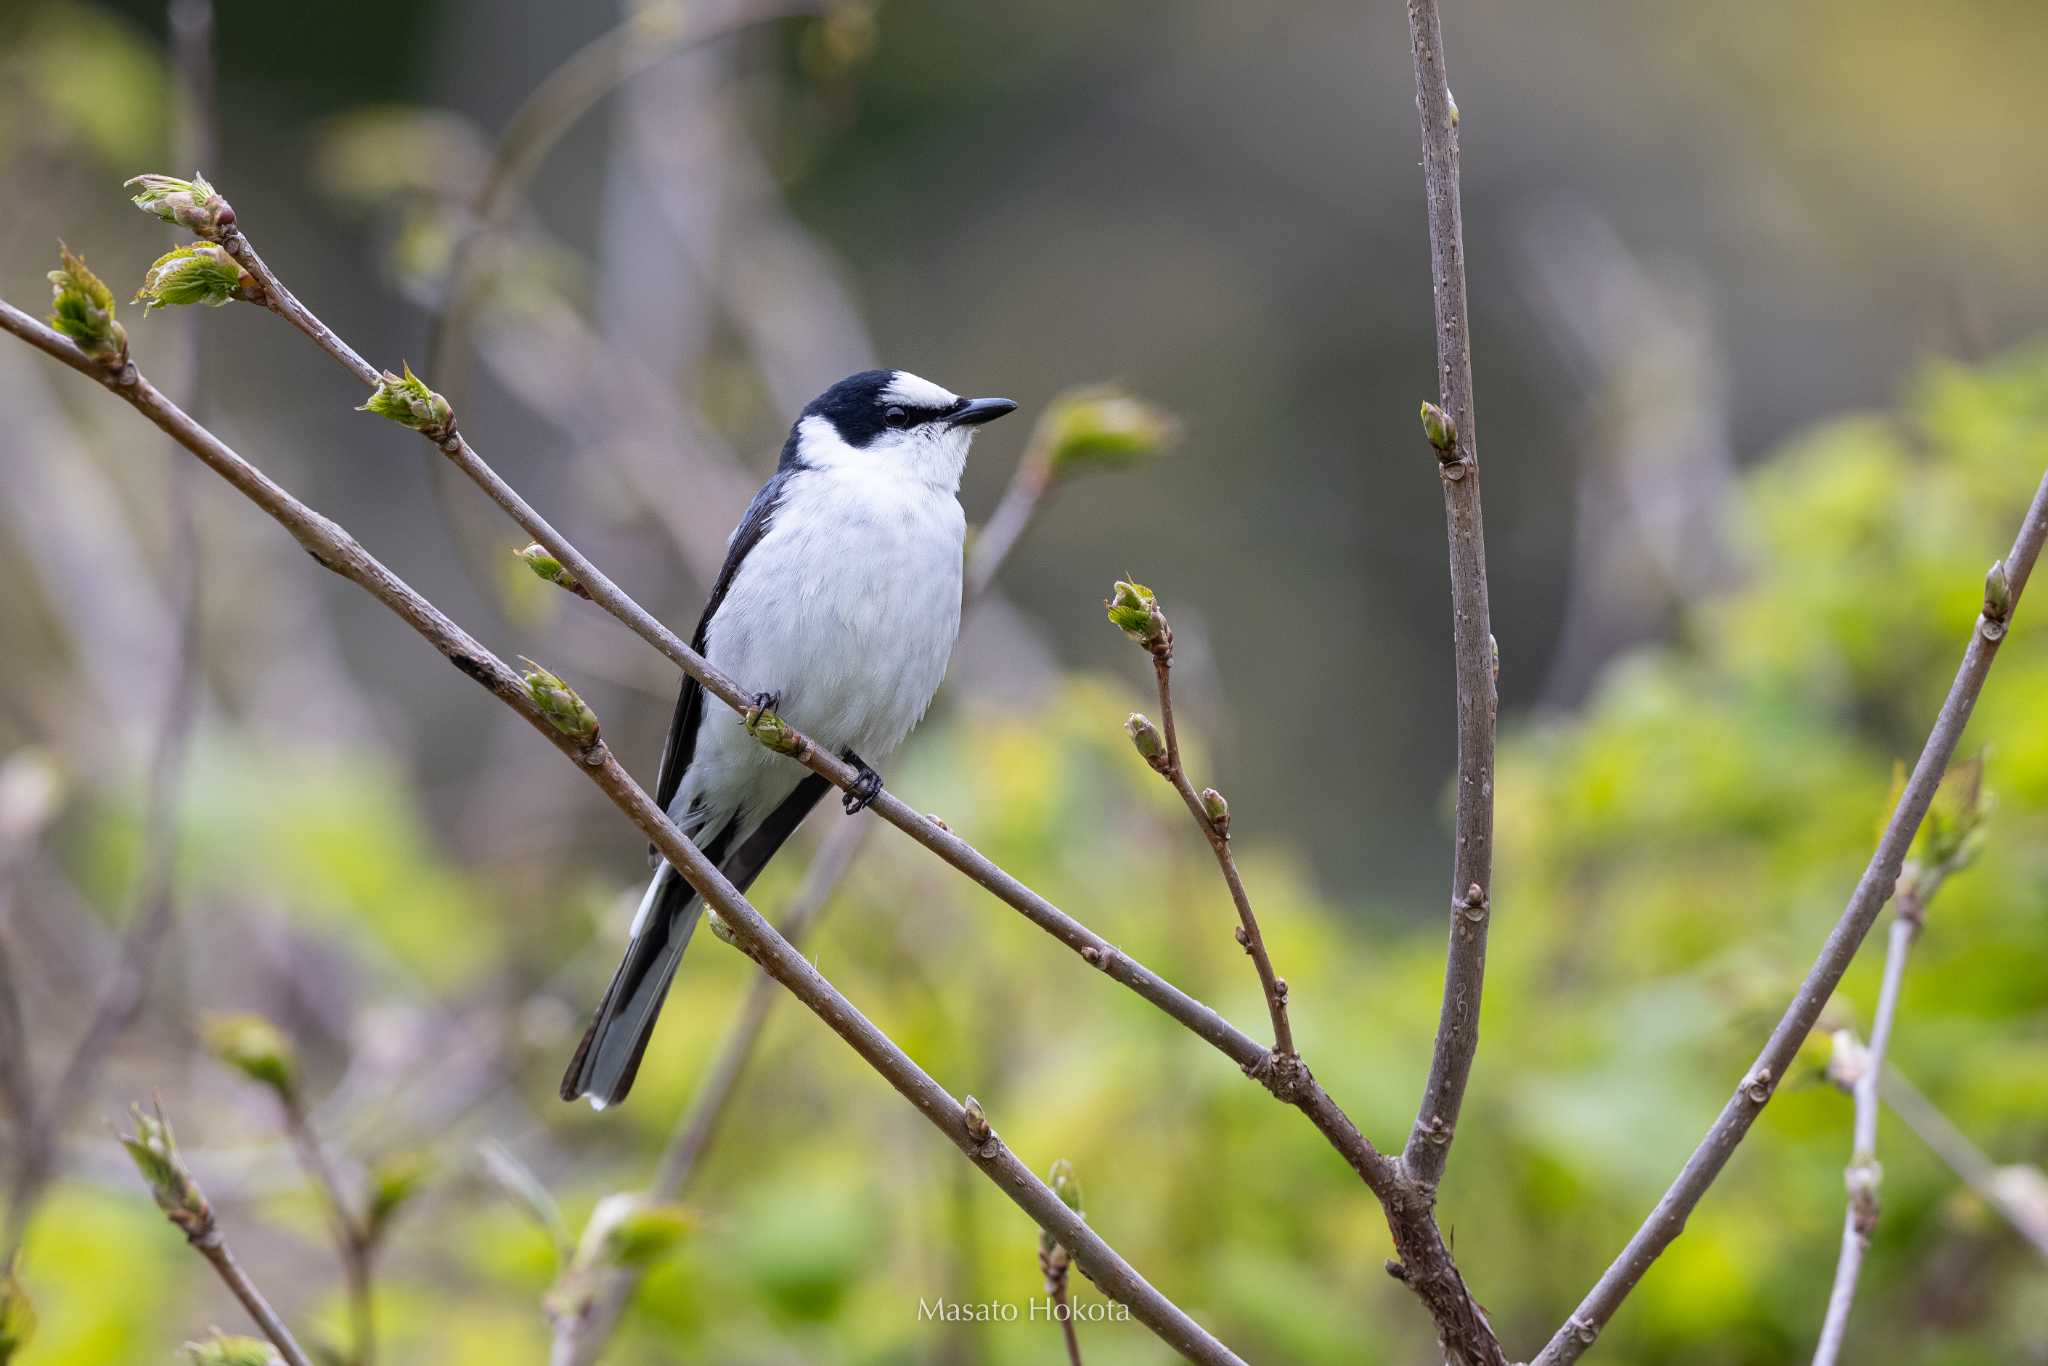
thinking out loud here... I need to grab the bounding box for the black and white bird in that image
[561,369,1017,1108]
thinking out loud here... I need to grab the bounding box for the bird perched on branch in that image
[562,370,1017,1108]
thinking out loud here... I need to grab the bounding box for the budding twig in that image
[1404,0,1501,1204]
[1537,475,2048,1365]
[1108,581,1295,1062]
[117,1102,314,1366]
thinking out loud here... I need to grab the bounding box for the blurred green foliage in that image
[9,353,2047,1364]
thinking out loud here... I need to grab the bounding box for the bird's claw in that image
[842,755,883,815]
[743,690,781,729]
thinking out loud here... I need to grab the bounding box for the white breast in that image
[677,466,965,839]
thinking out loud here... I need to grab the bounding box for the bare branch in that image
[1404,0,1501,1193]
[1537,477,2048,1365]
[0,299,1246,1366]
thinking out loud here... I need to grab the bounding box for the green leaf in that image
[134,243,248,313]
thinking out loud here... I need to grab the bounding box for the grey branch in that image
[1403,0,1501,1196]
[1536,468,2048,1365]
[0,299,1245,1366]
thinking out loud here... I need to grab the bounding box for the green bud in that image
[46,244,126,362]
[1048,1158,1083,1214]
[134,243,250,313]
[1983,560,2012,636]
[1199,786,1230,831]
[366,1152,432,1244]
[1420,401,1457,453]
[514,544,588,598]
[518,658,600,743]
[1040,386,1179,476]
[118,1102,212,1240]
[125,173,235,237]
[357,362,455,436]
[199,1013,297,1096]
[1125,713,1167,766]
[180,1333,279,1366]
[0,1264,35,1364]
[1105,579,1166,644]
[962,1095,991,1143]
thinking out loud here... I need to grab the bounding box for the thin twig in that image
[0,300,1246,1366]
[1537,475,2048,1365]
[1403,0,1501,1196]
[191,1229,317,1366]
[202,209,1519,1355]
[1812,851,1967,1366]
[1139,620,1293,1057]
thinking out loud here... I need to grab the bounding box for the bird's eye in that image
[882,405,908,429]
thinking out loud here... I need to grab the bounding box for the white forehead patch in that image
[881,371,959,410]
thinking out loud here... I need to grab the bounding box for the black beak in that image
[948,397,1018,427]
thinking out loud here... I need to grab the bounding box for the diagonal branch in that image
[0,298,1245,1366]
[1536,475,2048,1365]
[1403,0,1501,1193]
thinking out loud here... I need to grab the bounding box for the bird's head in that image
[783,369,1017,490]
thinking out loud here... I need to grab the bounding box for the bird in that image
[561,369,1017,1109]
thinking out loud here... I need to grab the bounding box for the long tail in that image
[559,858,704,1109]
[560,774,831,1109]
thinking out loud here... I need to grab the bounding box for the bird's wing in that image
[651,471,792,850]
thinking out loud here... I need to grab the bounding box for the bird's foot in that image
[743,690,781,730]
[842,751,884,814]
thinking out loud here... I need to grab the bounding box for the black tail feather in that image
[560,774,832,1109]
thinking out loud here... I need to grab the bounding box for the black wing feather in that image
[650,471,792,857]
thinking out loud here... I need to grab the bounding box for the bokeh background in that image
[1,0,2046,1362]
